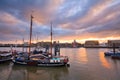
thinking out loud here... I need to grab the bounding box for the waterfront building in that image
[37,41,51,48]
[99,43,107,47]
[108,40,120,47]
[84,40,99,47]
[72,40,80,48]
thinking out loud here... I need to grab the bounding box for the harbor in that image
[0,47,120,80]
[0,0,120,80]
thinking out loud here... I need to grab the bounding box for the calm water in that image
[0,48,120,80]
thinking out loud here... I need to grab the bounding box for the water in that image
[0,48,120,80]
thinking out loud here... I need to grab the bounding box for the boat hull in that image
[12,52,69,67]
[13,60,68,67]
[104,52,120,56]
[111,54,120,59]
[0,58,12,63]
[37,63,67,67]
[0,52,12,63]
[104,53,115,56]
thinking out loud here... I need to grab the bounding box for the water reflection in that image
[1,48,120,80]
[77,48,88,64]
[8,64,69,80]
[85,48,100,64]
[99,52,111,69]
[0,62,13,80]
[62,48,88,64]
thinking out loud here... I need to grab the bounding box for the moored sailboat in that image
[12,15,69,67]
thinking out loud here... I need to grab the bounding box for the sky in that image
[0,0,120,44]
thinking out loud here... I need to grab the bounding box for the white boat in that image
[0,51,12,62]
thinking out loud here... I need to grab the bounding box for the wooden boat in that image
[12,53,69,67]
[12,15,69,67]
[0,51,12,62]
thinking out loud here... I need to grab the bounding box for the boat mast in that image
[29,15,33,55]
[50,22,53,54]
[22,38,24,52]
[113,43,115,54]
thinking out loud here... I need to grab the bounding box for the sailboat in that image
[12,15,69,67]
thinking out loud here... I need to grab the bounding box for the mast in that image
[113,43,115,54]
[28,15,33,55]
[15,40,17,50]
[50,22,53,54]
[22,38,24,52]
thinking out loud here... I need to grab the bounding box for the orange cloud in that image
[0,12,21,25]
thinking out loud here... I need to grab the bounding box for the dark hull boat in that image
[104,51,114,56]
[104,43,120,59]
[0,51,12,62]
[104,51,120,59]
[104,43,120,56]
[104,51,120,56]
[12,53,69,67]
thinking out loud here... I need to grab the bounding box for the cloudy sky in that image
[0,0,120,43]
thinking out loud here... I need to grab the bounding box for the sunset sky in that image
[0,0,120,44]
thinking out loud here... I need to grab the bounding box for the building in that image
[72,40,81,48]
[23,42,29,47]
[108,40,120,47]
[84,40,99,47]
[37,41,51,48]
[99,43,107,47]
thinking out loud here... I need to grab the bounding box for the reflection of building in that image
[108,40,120,47]
[84,40,99,47]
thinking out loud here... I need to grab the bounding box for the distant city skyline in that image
[0,0,120,43]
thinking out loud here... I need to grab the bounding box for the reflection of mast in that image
[29,15,33,55]
[6,63,14,80]
[50,22,53,54]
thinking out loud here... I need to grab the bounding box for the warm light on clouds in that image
[0,0,120,43]
[0,12,20,25]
